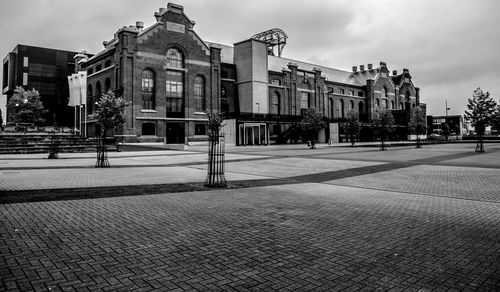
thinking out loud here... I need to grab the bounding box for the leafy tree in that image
[408,106,426,148]
[205,109,225,135]
[300,108,326,149]
[345,110,360,147]
[6,86,46,126]
[491,102,500,134]
[93,91,128,138]
[372,109,395,150]
[464,88,497,152]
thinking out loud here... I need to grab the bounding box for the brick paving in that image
[1,143,500,290]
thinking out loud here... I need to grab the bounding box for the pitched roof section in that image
[268,55,362,85]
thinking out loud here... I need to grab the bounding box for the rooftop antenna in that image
[251,28,288,57]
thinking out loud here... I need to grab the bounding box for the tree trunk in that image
[96,130,110,167]
[204,131,227,187]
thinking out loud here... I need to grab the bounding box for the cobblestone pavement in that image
[1,143,500,291]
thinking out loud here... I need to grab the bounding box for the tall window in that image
[391,101,394,109]
[87,85,93,115]
[194,76,205,112]
[382,87,387,98]
[104,78,111,92]
[300,92,309,109]
[271,92,280,114]
[329,99,334,119]
[340,99,345,118]
[339,89,345,95]
[221,86,229,114]
[95,81,102,96]
[166,71,184,114]
[166,48,183,68]
[142,69,155,109]
[349,100,354,111]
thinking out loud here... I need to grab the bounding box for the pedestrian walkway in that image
[1,143,499,291]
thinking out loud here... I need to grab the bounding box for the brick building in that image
[2,45,80,126]
[78,3,424,145]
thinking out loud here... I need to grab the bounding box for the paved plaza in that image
[1,142,500,291]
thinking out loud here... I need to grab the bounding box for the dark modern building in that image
[427,114,468,138]
[77,3,425,146]
[2,45,80,126]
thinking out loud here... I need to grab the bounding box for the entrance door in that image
[166,122,185,144]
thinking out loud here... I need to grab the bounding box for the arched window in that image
[375,98,380,107]
[95,81,102,96]
[194,76,205,112]
[104,60,112,68]
[166,48,184,68]
[382,87,388,98]
[348,90,354,96]
[96,64,102,72]
[339,88,345,95]
[405,91,410,102]
[300,92,309,109]
[142,69,155,109]
[104,78,111,92]
[271,92,280,114]
[349,100,354,111]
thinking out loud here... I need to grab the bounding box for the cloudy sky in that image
[1,0,499,116]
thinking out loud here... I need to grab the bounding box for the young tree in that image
[345,110,360,147]
[204,109,227,187]
[94,91,128,138]
[6,86,46,126]
[464,88,497,152]
[93,91,128,167]
[372,109,395,150]
[300,108,326,149]
[205,109,225,135]
[408,106,426,148]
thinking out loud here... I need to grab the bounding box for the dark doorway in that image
[166,122,185,144]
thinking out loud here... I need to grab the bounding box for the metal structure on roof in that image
[252,28,288,57]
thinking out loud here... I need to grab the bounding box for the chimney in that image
[155,8,167,22]
[359,65,365,71]
[367,63,373,70]
[352,66,357,72]
[392,70,398,76]
[136,21,144,31]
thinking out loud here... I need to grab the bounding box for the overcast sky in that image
[1,0,499,116]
